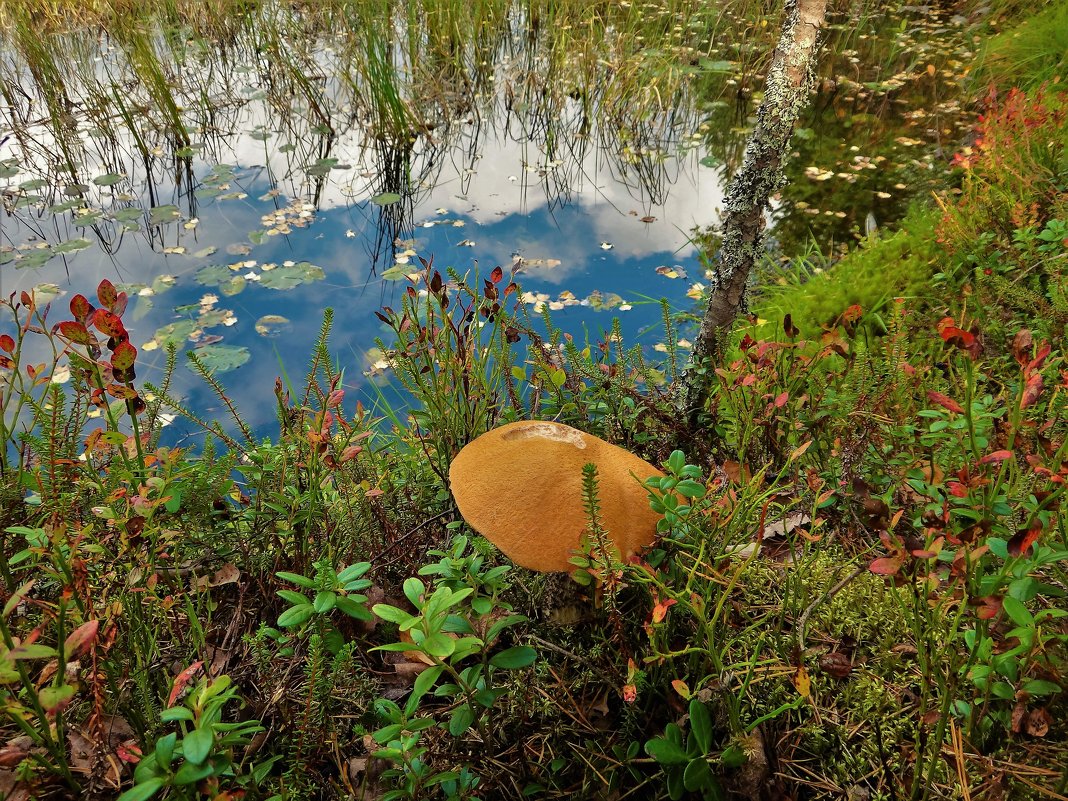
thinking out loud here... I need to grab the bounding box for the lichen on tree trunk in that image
[681,0,828,431]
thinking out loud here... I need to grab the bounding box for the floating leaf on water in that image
[255,315,291,337]
[249,230,268,245]
[19,178,47,191]
[54,238,93,255]
[192,246,217,259]
[73,209,104,227]
[114,208,142,223]
[150,319,199,349]
[258,261,325,290]
[195,187,222,200]
[0,159,20,179]
[93,173,126,187]
[191,345,249,374]
[32,283,61,304]
[226,243,252,256]
[149,205,180,225]
[599,242,613,250]
[163,246,186,255]
[371,192,401,206]
[306,158,339,177]
[63,184,90,196]
[0,250,13,265]
[195,264,235,286]
[380,265,409,281]
[219,276,246,297]
[49,199,83,214]
[151,275,177,294]
[18,248,55,269]
[699,155,722,168]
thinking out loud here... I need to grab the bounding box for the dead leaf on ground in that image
[1025,707,1051,738]
[0,769,30,801]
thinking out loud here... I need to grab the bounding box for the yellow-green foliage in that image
[753,205,940,338]
[978,0,1068,89]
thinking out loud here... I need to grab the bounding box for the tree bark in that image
[681,0,828,429]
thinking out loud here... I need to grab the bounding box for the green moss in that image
[752,205,941,338]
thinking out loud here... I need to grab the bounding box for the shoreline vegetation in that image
[2,1,1067,799]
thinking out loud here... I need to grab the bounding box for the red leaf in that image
[91,309,127,340]
[869,556,903,575]
[1021,372,1043,409]
[979,450,1014,464]
[490,265,504,284]
[651,598,676,623]
[927,390,963,414]
[1008,524,1042,557]
[774,391,789,408]
[63,620,99,659]
[57,321,94,346]
[975,596,1002,620]
[110,340,137,371]
[69,294,93,322]
[1012,329,1033,366]
[97,279,118,311]
[0,335,13,354]
[1028,341,1051,372]
[167,661,204,707]
[106,384,139,400]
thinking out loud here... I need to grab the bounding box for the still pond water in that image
[0,2,975,440]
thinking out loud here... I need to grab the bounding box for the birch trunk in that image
[681,0,828,427]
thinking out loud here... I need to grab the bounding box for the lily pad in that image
[150,320,199,348]
[149,205,180,225]
[93,173,127,186]
[195,264,236,286]
[18,248,55,269]
[49,199,83,214]
[258,261,325,290]
[54,238,93,255]
[191,344,249,374]
[371,192,402,206]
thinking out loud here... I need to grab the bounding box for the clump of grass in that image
[977,0,1068,90]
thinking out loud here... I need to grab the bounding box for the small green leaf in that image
[1001,596,1033,628]
[371,192,402,206]
[277,571,316,588]
[160,707,194,723]
[448,703,476,736]
[683,756,713,792]
[489,646,536,670]
[689,700,713,754]
[646,737,689,766]
[117,778,166,801]
[277,605,314,628]
[155,732,177,769]
[1022,679,1061,696]
[372,604,413,625]
[173,760,213,785]
[313,591,337,614]
[182,728,213,766]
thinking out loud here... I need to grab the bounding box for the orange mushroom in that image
[448,421,663,572]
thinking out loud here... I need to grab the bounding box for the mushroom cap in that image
[449,421,664,572]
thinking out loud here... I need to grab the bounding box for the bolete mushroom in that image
[448,421,663,572]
